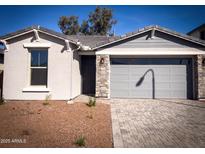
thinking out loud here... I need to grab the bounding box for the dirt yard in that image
[0,101,113,148]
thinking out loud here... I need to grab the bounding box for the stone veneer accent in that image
[96,55,110,98]
[196,55,205,99]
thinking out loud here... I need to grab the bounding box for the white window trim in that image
[23,86,50,92]
[23,45,50,92]
[30,50,48,87]
[21,49,49,90]
[23,42,51,48]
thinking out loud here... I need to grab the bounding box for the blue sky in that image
[0,5,205,36]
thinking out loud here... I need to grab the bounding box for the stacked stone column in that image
[196,55,205,99]
[95,55,110,98]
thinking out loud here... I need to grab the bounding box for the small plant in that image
[0,96,5,105]
[43,94,52,105]
[86,97,96,107]
[21,129,30,136]
[74,135,85,147]
[87,109,93,119]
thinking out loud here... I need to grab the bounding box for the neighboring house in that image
[0,25,205,100]
[188,23,205,40]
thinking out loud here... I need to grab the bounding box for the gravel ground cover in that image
[0,101,113,148]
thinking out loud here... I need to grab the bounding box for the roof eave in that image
[0,26,78,45]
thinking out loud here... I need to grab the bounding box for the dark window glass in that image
[31,68,47,85]
[0,44,4,49]
[31,50,48,67]
[0,54,4,64]
[31,51,39,67]
[200,31,205,40]
[40,52,48,67]
[31,50,48,85]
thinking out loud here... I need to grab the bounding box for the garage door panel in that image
[170,75,187,82]
[155,82,170,89]
[155,75,170,81]
[131,75,172,84]
[170,83,186,89]
[170,66,186,75]
[170,90,186,98]
[130,73,152,80]
[130,66,170,75]
[111,66,129,75]
[111,90,129,98]
[155,90,171,98]
[111,82,129,90]
[130,90,152,98]
[110,58,191,99]
[130,81,152,89]
[130,67,150,76]
[130,74,152,83]
[152,67,170,74]
[111,74,129,81]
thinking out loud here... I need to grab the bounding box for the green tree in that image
[58,16,80,35]
[58,7,117,35]
[80,20,90,35]
[88,7,117,35]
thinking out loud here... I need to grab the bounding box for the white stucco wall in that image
[71,51,82,99]
[3,32,81,100]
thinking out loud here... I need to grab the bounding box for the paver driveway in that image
[111,99,205,148]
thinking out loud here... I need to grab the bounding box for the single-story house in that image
[0,25,205,100]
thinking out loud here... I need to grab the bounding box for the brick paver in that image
[110,99,205,148]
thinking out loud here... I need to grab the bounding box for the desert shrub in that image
[86,97,96,107]
[0,96,5,105]
[43,94,52,105]
[21,130,30,136]
[74,135,85,147]
[87,109,93,119]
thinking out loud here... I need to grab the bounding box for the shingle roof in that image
[0,25,120,48]
[187,23,205,35]
[0,25,78,44]
[0,26,37,40]
[91,25,205,50]
[1,25,205,50]
[69,35,120,48]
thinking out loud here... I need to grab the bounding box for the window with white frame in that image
[30,50,48,86]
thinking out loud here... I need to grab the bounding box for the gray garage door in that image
[110,58,193,99]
